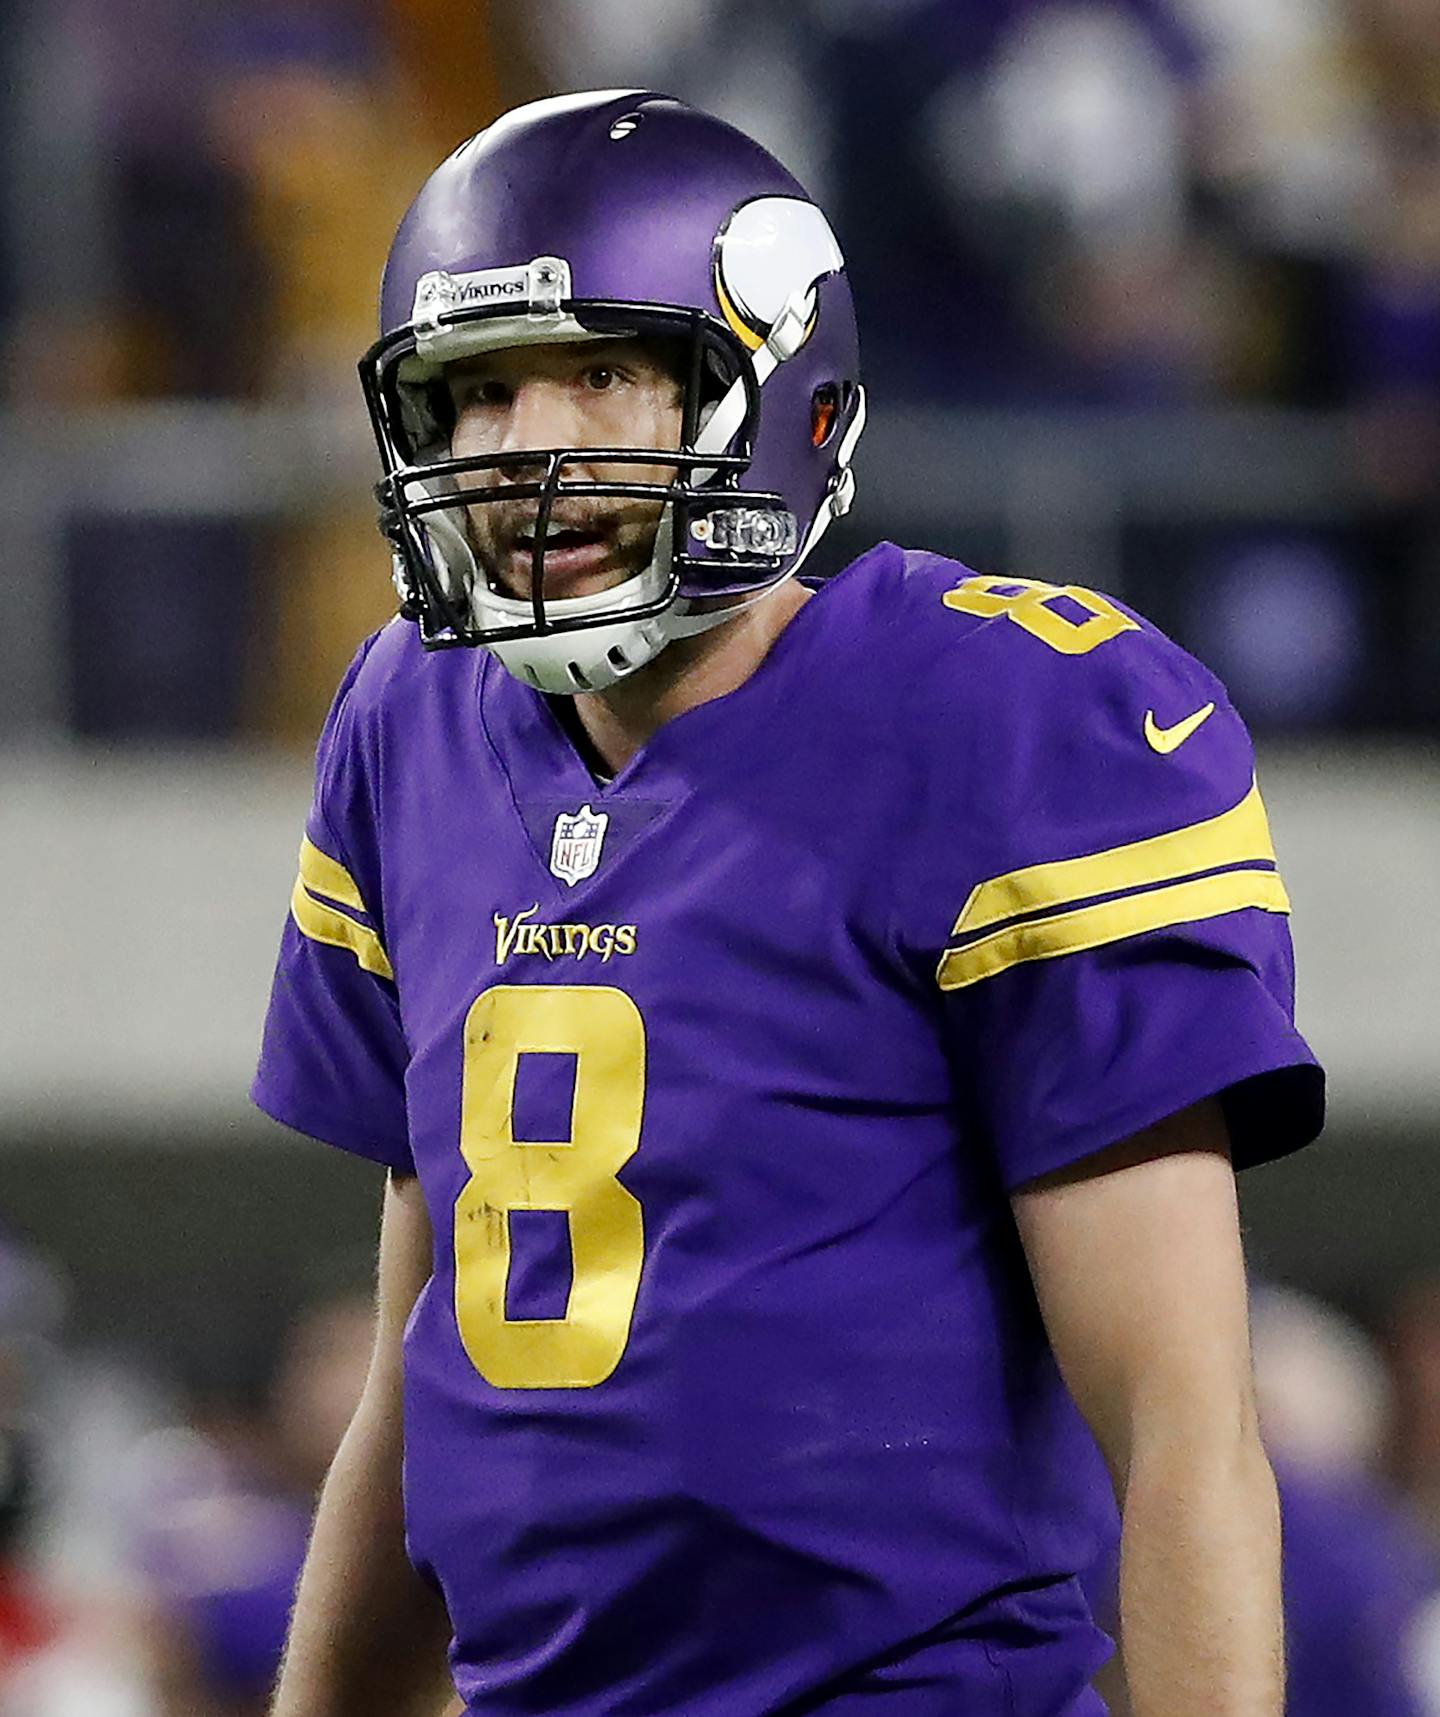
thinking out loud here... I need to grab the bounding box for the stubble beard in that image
[467,494,669,603]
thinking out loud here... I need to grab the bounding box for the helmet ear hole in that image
[810,383,840,448]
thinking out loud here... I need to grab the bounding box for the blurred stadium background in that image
[0,0,1436,1708]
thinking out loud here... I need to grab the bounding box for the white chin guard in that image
[422,507,707,695]
[475,558,681,694]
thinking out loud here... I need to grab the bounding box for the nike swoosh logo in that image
[1144,701,1216,753]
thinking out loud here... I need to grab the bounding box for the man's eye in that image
[584,366,616,391]
[454,378,510,409]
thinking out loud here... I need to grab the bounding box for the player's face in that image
[446,338,685,602]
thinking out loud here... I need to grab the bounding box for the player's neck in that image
[570,580,813,777]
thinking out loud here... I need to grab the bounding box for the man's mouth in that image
[507,524,616,587]
[513,525,607,555]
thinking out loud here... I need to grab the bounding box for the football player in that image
[254,92,1324,1716]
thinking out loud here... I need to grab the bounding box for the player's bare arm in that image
[1013,1098,1283,1716]
[271,1173,459,1717]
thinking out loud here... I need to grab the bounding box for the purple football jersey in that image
[254,544,1323,1715]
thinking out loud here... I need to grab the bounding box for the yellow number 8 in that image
[943,575,1138,655]
[454,985,646,1389]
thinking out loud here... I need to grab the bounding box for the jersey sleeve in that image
[911,581,1324,1192]
[251,636,413,1173]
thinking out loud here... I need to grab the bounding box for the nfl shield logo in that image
[549,805,609,886]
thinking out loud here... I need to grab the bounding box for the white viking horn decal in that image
[712,196,845,353]
[696,199,847,471]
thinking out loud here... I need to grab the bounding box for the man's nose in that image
[497,380,583,477]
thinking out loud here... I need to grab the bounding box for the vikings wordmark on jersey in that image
[255,544,1322,1717]
[492,905,638,964]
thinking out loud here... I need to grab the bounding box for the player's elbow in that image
[1102,1372,1267,1503]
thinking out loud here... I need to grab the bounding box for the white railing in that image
[0,400,1372,738]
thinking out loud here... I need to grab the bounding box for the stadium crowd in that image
[0,0,1437,742]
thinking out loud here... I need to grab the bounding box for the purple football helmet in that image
[360,90,865,692]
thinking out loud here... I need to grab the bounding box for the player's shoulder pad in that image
[318,614,448,764]
[309,617,427,830]
[331,614,426,720]
[889,549,1260,875]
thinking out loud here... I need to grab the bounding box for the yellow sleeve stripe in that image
[289,838,394,980]
[937,867,1289,992]
[951,778,1277,938]
[290,876,395,980]
[298,835,368,914]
